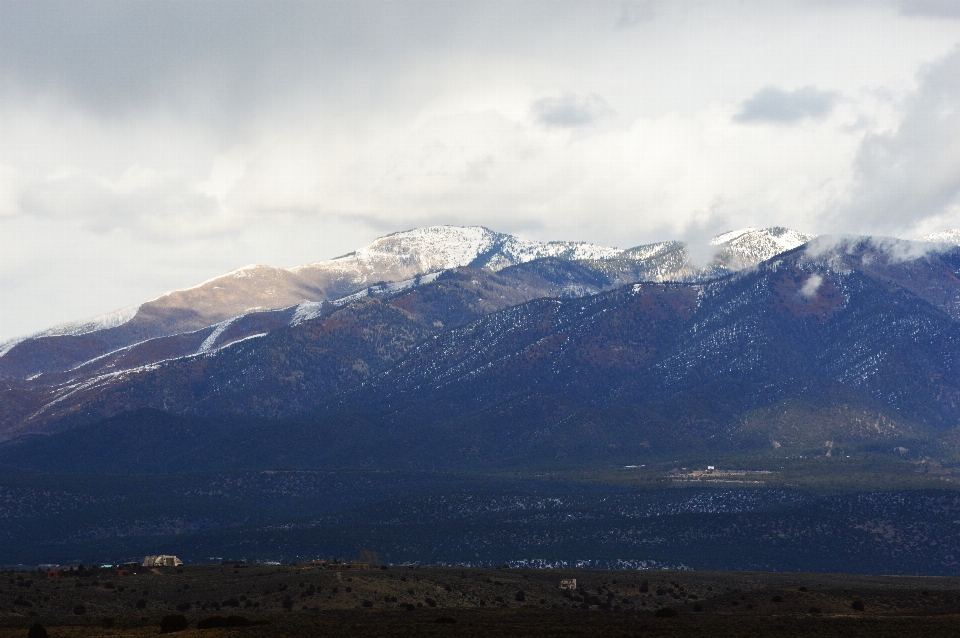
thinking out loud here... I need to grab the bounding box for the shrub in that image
[196,615,267,629]
[135,599,147,609]
[359,550,382,567]
[160,614,188,633]
[362,600,373,608]
[101,617,115,628]
[514,590,525,602]
[852,599,865,611]
[176,602,191,612]
[654,607,678,618]
[27,624,48,638]
[73,604,86,615]
[693,603,703,612]
[772,595,783,603]
[434,617,457,624]
[222,597,240,608]
[425,597,437,607]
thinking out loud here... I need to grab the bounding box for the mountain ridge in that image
[3,234,960,470]
[0,225,815,384]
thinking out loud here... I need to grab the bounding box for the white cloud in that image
[800,274,823,298]
[1,1,960,339]
[836,46,960,236]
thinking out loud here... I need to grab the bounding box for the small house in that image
[559,579,577,590]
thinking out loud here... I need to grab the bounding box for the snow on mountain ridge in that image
[292,225,623,279]
[0,225,814,354]
[0,304,142,358]
[920,229,960,245]
[711,227,817,271]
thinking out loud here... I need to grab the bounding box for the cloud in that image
[616,1,660,28]
[900,0,960,19]
[734,86,837,124]
[2,1,960,339]
[531,93,613,128]
[800,274,822,298]
[836,46,960,236]
[803,234,942,265]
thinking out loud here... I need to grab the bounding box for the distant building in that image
[142,555,183,567]
[559,579,577,590]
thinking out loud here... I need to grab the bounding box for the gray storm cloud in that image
[734,86,837,124]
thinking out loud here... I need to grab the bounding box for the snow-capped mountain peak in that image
[711,226,816,271]
[292,225,623,279]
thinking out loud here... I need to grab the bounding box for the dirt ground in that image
[3,564,960,637]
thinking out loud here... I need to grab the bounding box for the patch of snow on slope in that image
[492,236,622,269]
[710,228,758,245]
[291,301,325,326]
[330,271,445,308]
[197,318,237,354]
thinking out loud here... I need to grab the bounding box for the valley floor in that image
[3,565,960,637]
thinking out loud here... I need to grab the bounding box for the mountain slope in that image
[0,260,641,438]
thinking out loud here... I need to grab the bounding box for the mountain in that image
[8,226,960,575]
[5,234,960,473]
[0,226,816,439]
[0,226,625,380]
[0,259,685,438]
[0,226,814,383]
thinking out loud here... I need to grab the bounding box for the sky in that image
[2,0,960,340]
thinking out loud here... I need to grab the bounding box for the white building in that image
[142,555,183,567]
